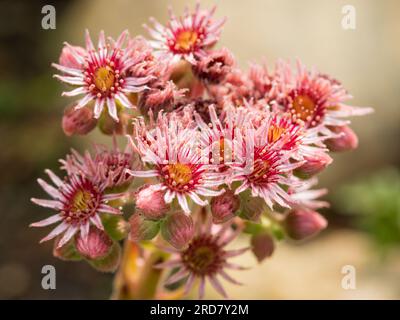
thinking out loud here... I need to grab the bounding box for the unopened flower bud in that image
[53,237,82,261]
[134,185,170,219]
[88,242,121,273]
[62,104,97,136]
[284,209,327,240]
[325,126,359,152]
[98,109,125,135]
[295,151,332,177]
[75,227,113,260]
[239,193,266,221]
[211,190,240,224]
[161,212,194,249]
[102,215,130,241]
[251,232,275,263]
[192,48,235,84]
[129,213,160,242]
[59,45,86,69]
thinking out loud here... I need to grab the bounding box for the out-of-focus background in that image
[0,0,399,299]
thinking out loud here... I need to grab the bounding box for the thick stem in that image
[111,240,178,300]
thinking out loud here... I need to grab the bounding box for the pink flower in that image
[145,3,226,64]
[53,30,154,122]
[156,217,247,299]
[276,60,373,133]
[30,168,123,248]
[127,112,225,214]
[231,144,300,209]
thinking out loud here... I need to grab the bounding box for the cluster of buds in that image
[31,2,372,299]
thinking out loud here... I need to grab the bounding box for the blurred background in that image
[0,0,399,299]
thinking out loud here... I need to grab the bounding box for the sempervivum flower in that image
[195,105,254,168]
[229,123,304,209]
[53,30,154,122]
[144,3,226,64]
[61,143,139,191]
[275,60,373,134]
[127,112,225,213]
[30,168,123,248]
[157,217,247,298]
[252,108,326,160]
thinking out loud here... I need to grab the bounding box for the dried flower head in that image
[62,143,138,191]
[192,48,235,84]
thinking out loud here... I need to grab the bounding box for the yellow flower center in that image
[268,125,286,143]
[71,189,93,213]
[94,66,115,92]
[291,94,316,122]
[249,159,270,183]
[167,163,193,186]
[176,30,198,51]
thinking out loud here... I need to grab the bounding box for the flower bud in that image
[88,242,121,273]
[325,126,359,152]
[284,209,327,240]
[97,109,126,135]
[161,212,194,249]
[192,48,235,84]
[53,237,82,261]
[295,151,332,177]
[211,190,240,224]
[59,45,86,69]
[251,232,275,263]
[102,215,130,241]
[239,193,266,221]
[129,213,160,242]
[134,185,170,220]
[62,104,97,136]
[75,227,113,260]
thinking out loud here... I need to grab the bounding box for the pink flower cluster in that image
[32,3,372,299]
